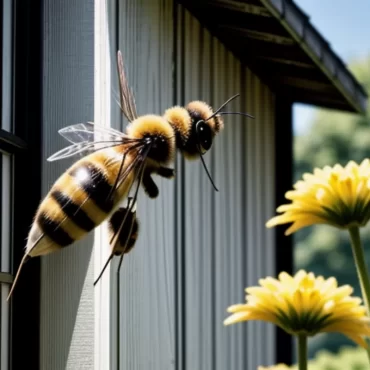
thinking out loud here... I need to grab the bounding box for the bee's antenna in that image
[206,94,240,121]
[197,146,219,191]
[206,94,254,121]
[219,112,255,119]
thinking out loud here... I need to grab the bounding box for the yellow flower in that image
[224,270,370,348]
[266,159,370,235]
[258,365,292,370]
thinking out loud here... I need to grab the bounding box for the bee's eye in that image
[195,120,213,153]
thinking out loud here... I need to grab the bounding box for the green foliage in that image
[289,346,369,370]
[293,55,370,357]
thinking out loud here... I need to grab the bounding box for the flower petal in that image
[266,160,370,233]
[224,270,369,341]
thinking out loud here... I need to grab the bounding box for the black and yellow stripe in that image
[30,149,135,256]
[69,162,115,213]
[51,189,96,232]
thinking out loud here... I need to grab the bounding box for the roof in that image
[179,0,368,114]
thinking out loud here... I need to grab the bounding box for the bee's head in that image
[163,101,223,159]
[164,94,254,191]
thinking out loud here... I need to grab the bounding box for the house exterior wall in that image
[39,0,276,369]
[176,6,276,370]
[40,1,95,369]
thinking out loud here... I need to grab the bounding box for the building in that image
[0,0,367,369]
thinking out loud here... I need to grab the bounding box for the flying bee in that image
[6,53,176,299]
[7,50,253,299]
[6,112,174,300]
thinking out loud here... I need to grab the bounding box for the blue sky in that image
[293,0,370,135]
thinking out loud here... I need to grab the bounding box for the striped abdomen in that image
[26,147,135,257]
[108,206,139,256]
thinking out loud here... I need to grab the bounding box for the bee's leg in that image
[142,167,175,199]
[142,169,159,198]
[156,166,175,179]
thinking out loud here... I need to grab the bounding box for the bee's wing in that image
[57,122,126,144]
[47,122,138,162]
[117,50,138,122]
[47,141,120,162]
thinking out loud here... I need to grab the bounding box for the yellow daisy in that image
[224,270,370,348]
[266,159,370,235]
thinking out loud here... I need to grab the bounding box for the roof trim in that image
[260,0,368,114]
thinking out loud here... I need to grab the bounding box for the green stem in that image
[348,226,370,362]
[349,226,370,310]
[297,335,307,370]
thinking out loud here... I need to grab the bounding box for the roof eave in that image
[260,0,368,114]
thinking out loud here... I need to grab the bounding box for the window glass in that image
[1,154,12,370]
[2,0,13,132]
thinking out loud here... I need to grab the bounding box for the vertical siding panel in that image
[213,37,227,370]
[264,86,276,363]
[200,27,214,370]
[255,74,264,365]
[115,1,175,369]
[175,5,186,370]
[245,67,258,370]
[183,10,213,370]
[40,1,94,370]
[223,50,245,370]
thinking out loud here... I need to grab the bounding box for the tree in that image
[293,55,370,357]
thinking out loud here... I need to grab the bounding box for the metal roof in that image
[179,0,368,114]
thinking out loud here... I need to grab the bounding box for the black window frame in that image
[274,96,294,365]
[0,1,43,369]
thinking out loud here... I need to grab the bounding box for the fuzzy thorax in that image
[163,106,191,147]
[126,114,176,164]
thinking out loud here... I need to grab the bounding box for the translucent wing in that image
[47,122,141,162]
[47,141,121,162]
[117,50,138,122]
[58,122,126,144]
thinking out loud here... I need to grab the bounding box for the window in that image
[0,1,42,369]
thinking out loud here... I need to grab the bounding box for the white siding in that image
[40,1,94,369]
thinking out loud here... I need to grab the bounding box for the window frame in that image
[274,96,294,364]
[5,1,43,369]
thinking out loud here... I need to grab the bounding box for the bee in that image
[7,50,253,299]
